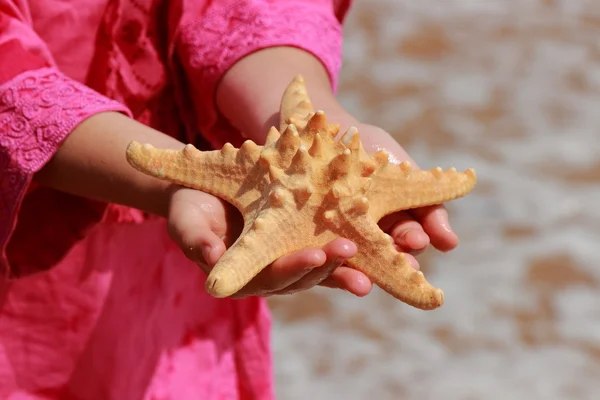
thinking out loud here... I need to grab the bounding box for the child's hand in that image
[340,121,460,263]
[167,186,372,297]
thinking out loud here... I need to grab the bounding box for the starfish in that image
[125,76,477,310]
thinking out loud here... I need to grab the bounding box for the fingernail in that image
[355,274,368,286]
[341,241,358,253]
[436,209,454,234]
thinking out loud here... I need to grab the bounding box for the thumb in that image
[167,196,227,270]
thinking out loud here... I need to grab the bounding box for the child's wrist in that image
[216,46,346,141]
[35,112,185,218]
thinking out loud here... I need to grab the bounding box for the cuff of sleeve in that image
[0,67,132,276]
[177,0,343,143]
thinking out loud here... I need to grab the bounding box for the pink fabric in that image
[0,0,351,398]
[0,218,273,399]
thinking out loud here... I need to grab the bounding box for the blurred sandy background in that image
[269,1,600,399]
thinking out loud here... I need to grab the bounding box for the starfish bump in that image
[125,75,477,310]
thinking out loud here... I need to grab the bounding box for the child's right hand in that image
[166,186,373,298]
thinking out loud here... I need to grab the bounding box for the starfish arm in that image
[126,141,264,210]
[335,214,444,310]
[205,207,326,297]
[279,75,315,132]
[367,165,477,221]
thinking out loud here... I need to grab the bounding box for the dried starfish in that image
[125,76,476,310]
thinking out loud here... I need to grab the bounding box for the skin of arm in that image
[31,47,350,223]
[32,48,354,220]
[216,47,407,159]
[216,47,349,140]
[33,112,184,218]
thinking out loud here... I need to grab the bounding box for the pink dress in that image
[0,0,350,398]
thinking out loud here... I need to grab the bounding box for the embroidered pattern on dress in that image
[0,68,130,273]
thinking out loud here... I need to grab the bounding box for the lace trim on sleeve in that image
[0,67,131,274]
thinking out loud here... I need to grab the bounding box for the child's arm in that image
[34,111,184,218]
[215,46,348,141]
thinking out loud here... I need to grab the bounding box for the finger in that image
[270,257,344,295]
[411,205,458,252]
[385,213,430,254]
[318,267,372,297]
[167,212,226,268]
[270,238,357,295]
[319,252,420,296]
[233,248,327,297]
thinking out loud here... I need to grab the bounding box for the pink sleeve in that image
[175,0,353,142]
[0,7,131,275]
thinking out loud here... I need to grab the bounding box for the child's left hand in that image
[349,122,460,255]
[312,119,460,290]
